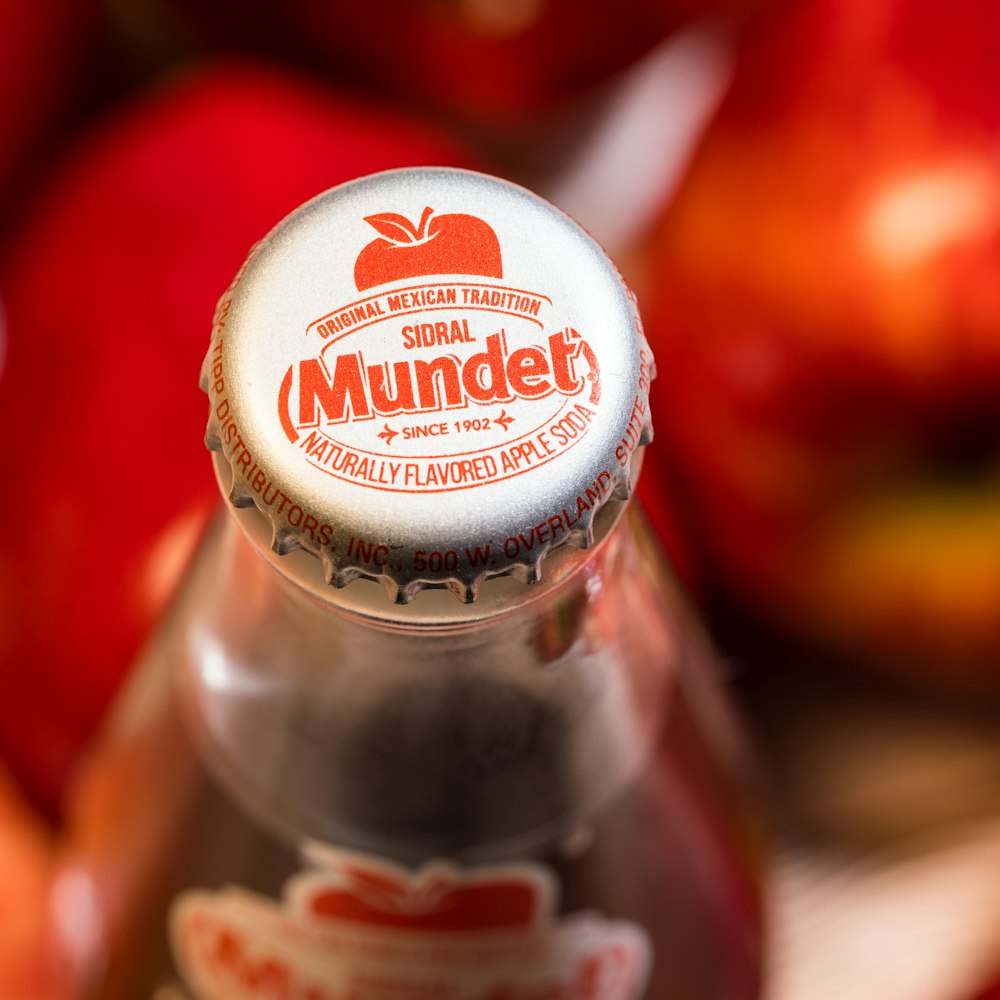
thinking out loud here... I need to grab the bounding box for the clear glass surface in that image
[60,501,763,1000]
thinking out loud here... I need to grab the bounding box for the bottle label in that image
[170,845,652,999]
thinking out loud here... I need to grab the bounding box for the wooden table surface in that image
[734,659,1000,1000]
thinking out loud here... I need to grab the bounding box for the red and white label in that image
[275,207,602,494]
[171,848,652,1000]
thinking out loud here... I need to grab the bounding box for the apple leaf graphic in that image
[363,207,435,245]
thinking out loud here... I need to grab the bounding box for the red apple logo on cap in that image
[354,206,503,290]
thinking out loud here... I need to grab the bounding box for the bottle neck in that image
[172,480,679,864]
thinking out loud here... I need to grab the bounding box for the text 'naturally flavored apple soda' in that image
[83,168,762,999]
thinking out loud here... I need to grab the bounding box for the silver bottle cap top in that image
[202,168,654,603]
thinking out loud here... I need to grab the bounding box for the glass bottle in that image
[55,168,763,1000]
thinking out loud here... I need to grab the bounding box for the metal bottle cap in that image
[202,168,654,603]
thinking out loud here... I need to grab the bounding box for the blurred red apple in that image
[0,61,480,811]
[0,760,68,999]
[970,975,1000,1000]
[641,0,1000,688]
[158,0,768,125]
[0,0,97,211]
